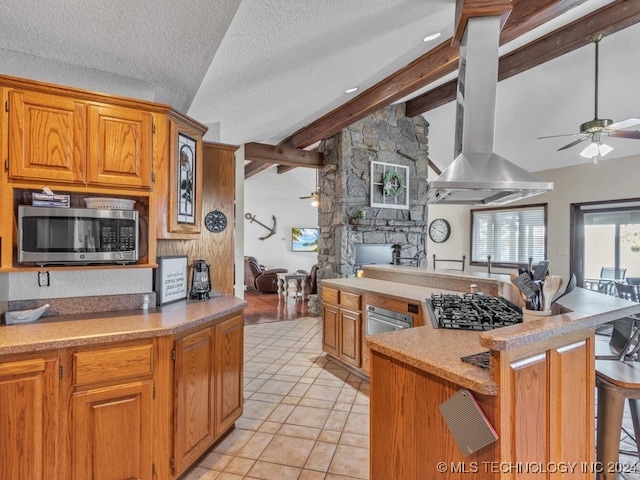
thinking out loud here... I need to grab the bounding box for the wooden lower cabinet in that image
[322,304,339,356]
[339,309,361,367]
[0,312,244,480]
[70,340,155,480]
[215,314,244,437]
[0,353,59,480]
[173,327,216,475]
[71,380,154,480]
[370,330,595,479]
[322,287,363,369]
[173,314,244,477]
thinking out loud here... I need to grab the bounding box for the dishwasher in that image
[366,304,413,335]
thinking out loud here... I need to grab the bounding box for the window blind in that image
[472,205,546,265]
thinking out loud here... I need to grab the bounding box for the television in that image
[291,228,319,252]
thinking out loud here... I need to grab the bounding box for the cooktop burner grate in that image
[427,293,522,331]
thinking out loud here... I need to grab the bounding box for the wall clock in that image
[205,210,227,233]
[429,218,451,243]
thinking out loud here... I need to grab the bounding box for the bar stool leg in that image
[597,380,626,480]
[628,398,640,456]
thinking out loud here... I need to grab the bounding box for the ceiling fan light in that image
[580,141,613,160]
[311,198,319,207]
[580,142,599,159]
[599,143,614,157]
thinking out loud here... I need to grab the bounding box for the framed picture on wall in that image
[154,255,188,305]
[370,161,409,209]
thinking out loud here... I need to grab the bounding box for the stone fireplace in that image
[316,103,430,289]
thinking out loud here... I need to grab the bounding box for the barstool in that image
[596,362,640,480]
[595,316,640,480]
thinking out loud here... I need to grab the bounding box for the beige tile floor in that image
[183,316,370,480]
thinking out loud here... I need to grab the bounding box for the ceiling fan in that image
[538,33,640,163]
[299,171,319,207]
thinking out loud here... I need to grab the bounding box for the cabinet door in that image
[215,315,244,436]
[0,355,59,480]
[71,380,153,480]
[339,309,362,367]
[322,304,339,356]
[87,104,152,188]
[8,90,86,183]
[174,327,215,476]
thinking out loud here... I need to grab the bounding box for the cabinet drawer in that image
[322,287,339,305]
[74,342,153,387]
[340,291,361,311]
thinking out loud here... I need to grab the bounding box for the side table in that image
[276,272,307,301]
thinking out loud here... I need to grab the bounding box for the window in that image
[471,204,547,266]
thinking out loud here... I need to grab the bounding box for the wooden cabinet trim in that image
[340,291,361,310]
[322,287,339,305]
[73,342,153,387]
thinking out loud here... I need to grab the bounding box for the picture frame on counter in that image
[154,255,188,305]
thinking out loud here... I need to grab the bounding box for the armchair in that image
[244,256,288,294]
[296,264,318,296]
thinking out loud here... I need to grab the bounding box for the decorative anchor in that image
[245,213,277,240]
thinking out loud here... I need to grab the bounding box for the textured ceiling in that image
[0,0,637,173]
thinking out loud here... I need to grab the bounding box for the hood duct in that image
[427,15,553,205]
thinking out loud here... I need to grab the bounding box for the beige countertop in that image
[0,295,246,356]
[362,263,513,285]
[323,273,640,395]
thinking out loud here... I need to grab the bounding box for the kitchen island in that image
[321,266,640,480]
[0,296,245,480]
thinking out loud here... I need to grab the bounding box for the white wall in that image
[426,153,640,281]
[244,166,318,273]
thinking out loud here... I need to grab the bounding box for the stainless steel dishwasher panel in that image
[366,304,413,335]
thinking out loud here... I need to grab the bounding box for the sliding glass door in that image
[571,200,640,288]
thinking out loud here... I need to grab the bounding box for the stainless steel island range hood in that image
[427,14,553,205]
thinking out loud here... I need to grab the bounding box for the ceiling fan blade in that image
[604,117,640,131]
[557,136,590,151]
[298,196,313,199]
[610,130,640,140]
[537,133,582,140]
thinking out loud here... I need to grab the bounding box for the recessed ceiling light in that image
[344,87,358,94]
[423,32,442,42]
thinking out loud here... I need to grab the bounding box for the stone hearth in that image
[316,104,430,289]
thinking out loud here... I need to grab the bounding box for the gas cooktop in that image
[427,293,523,331]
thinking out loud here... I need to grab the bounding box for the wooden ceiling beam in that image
[244,161,273,179]
[283,0,587,150]
[244,141,323,178]
[245,142,323,168]
[406,0,640,117]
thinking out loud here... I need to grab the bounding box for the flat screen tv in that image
[292,228,319,252]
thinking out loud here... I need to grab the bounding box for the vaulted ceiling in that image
[0,0,638,177]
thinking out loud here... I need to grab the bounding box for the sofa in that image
[244,256,288,294]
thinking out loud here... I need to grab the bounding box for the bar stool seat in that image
[596,360,640,480]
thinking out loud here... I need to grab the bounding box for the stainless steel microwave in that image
[18,205,139,265]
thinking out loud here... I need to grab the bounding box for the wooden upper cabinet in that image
[7,89,153,189]
[8,90,87,183]
[155,114,206,239]
[87,104,152,188]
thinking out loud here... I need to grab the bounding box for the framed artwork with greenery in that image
[370,161,409,209]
